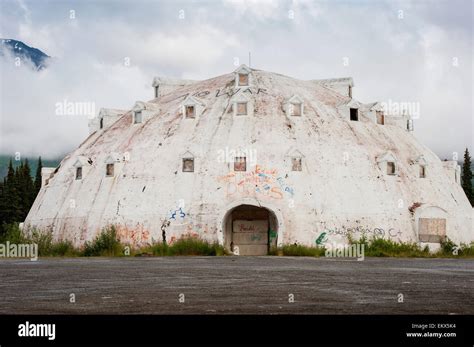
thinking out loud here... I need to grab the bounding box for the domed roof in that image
[24,66,473,250]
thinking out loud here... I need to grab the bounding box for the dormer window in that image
[350,108,358,121]
[75,167,82,180]
[182,158,194,172]
[236,102,248,115]
[234,157,246,171]
[238,73,249,86]
[134,111,142,124]
[387,162,396,175]
[185,105,195,118]
[292,157,302,171]
[420,165,426,178]
[290,102,302,116]
[234,64,251,88]
[106,163,114,177]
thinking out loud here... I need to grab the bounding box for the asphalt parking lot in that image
[0,257,472,314]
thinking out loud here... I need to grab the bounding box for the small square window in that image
[183,158,194,172]
[234,157,246,171]
[75,167,82,180]
[185,105,195,118]
[106,163,114,177]
[350,108,358,121]
[387,162,396,175]
[420,165,426,178]
[290,103,302,116]
[292,157,302,171]
[134,111,142,124]
[238,73,249,86]
[236,102,248,115]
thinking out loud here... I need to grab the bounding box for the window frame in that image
[185,105,196,119]
[75,166,82,180]
[236,102,248,116]
[234,157,247,172]
[182,158,194,172]
[350,108,359,121]
[106,163,114,177]
[290,102,302,117]
[386,161,396,175]
[238,73,249,87]
[419,165,426,178]
[291,157,302,171]
[134,110,142,124]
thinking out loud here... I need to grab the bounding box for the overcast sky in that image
[0,0,472,160]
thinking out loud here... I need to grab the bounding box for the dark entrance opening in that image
[224,204,278,255]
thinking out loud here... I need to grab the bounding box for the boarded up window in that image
[419,165,426,178]
[236,102,247,115]
[376,111,384,125]
[238,73,249,86]
[234,157,246,171]
[75,167,82,180]
[106,163,114,177]
[134,111,142,124]
[350,108,358,121]
[418,218,446,243]
[387,162,395,175]
[290,102,302,116]
[292,157,302,171]
[185,105,195,118]
[182,158,194,172]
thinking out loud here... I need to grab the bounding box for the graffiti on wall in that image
[314,225,402,245]
[115,225,151,245]
[217,165,294,200]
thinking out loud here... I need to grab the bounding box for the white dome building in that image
[25,65,473,255]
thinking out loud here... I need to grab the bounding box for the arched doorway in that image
[223,204,278,255]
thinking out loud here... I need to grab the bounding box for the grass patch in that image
[349,235,474,258]
[142,235,227,256]
[269,244,326,257]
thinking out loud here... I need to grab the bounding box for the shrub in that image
[82,226,123,256]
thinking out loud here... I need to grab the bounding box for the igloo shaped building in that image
[24,65,473,255]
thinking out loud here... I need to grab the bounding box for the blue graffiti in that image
[170,207,186,220]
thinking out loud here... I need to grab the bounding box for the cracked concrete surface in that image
[0,257,472,314]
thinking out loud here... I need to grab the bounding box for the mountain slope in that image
[0,38,50,69]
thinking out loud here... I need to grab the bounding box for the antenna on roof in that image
[248,52,251,68]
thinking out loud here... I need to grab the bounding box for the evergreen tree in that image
[1,159,22,225]
[34,156,42,195]
[17,159,34,220]
[461,148,473,206]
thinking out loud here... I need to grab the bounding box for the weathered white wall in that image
[25,68,474,249]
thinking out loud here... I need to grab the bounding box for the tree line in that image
[0,157,42,235]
